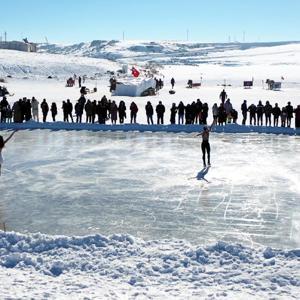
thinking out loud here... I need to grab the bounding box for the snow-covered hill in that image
[0,49,119,79]
[38,40,300,65]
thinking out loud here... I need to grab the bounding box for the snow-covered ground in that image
[0,42,300,299]
[1,43,300,128]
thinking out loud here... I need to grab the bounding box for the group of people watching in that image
[0,91,299,128]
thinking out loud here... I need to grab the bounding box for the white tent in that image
[112,77,156,97]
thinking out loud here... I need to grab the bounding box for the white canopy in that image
[112,77,155,97]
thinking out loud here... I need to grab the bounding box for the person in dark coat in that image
[24,99,32,121]
[0,97,9,123]
[75,101,84,123]
[294,105,300,128]
[85,100,93,123]
[66,99,74,122]
[256,100,264,126]
[185,104,192,124]
[202,103,209,125]
[231,109,238,123]
[62,101,68,122]
[264,101,273,126]
[190,101,197,124]
[248,104,257,125]
[272,103,281,127]
[177,101,185,124]
[195,99,203,124]
[286,102,294,128]
[118,101,126,124]
[219,89,227,104]
[78,76,82,88]
[241,100,248,125]
[218,103,226,126]
[170,103,177,124]
[12,100,23,123]
[130,101,138,124]
[41,99,49,122]
[91,100,97,123]
[51,102,57,122]
[156,101,165,124]
[145,101,154,125]
[171,77,175,89]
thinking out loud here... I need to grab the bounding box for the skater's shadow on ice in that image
[188,167,210,182]
[196,167,210,182]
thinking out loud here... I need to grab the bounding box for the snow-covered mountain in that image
[0,49,119,79]
[38,40,300,65]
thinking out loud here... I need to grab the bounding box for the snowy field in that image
[0,42,300,299]
[1,43,300,128]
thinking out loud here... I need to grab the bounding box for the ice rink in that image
[0,130,299,249]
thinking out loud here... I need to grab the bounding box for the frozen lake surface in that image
[0,130,299,249]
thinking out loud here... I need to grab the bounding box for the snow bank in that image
[0,121,299,135]
[0,230,299,299]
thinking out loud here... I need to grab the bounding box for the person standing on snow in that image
[170,103,177,124]
[156,101,165,124]
[248,103,257,126]
[219,89,227,104]
[212,103,219,124]
[264,101,273,126]
[41,99,49,122]
[272,103,281,127]
[145,101,154,125]
[50,102,57,122]
[171,77,175,89]
[31,97,39,122]
[294,105,300,128]
[286,102,294,128]
[256,100,264,126]
[241,100,248,125]
[130,101,138,124]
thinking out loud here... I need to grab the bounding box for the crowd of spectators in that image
[0,91,299,128]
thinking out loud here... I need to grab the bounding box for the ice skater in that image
[196,121,214,167]
[0,130,17,176]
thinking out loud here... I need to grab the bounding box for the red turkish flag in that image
[132,67,140,78]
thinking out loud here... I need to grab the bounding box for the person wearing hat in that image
[196,121,215,167]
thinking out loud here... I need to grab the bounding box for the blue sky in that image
[1,0,299,43]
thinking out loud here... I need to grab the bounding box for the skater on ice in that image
[196,122,214,167]
[0,130,17,176]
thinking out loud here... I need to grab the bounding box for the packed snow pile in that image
[38,40,300,65]
[0,49,118,79]
[0,231,299,299]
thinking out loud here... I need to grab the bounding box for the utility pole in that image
[4,31,7,42]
